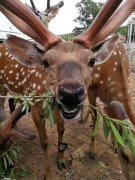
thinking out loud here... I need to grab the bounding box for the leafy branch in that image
[85,103,135,155]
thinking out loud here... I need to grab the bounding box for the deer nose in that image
[58,85,85,108]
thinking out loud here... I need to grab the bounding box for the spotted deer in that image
[0,0,135,179]
[0,0,64,124]
[105,101,135,180]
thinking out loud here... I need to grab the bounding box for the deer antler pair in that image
[0,0,62,49]
[0,0,135,49]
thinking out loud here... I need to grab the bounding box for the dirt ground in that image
[3,73,135,180]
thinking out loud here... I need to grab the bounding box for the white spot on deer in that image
[119,51,121,55]
[99,81,103,84]
[9,81,14,85]
[6,77,9,81]
[110,88,114,92]
[38,74,42,78]
[31,69,36,73]
[9,70,13,74]
[22,78,27,84]
[128,90,131,94]
[107,77,112,82]
[21,68,24,72]
[8,81,12,85]
[0,70,4,74]
[16,76,19,80]
[35,72,39,77]
[117,93,123,98]
[0,52,2,57]
[114,62,118,66]
[15,85,18,89]
[18,82,22,86]
[4,52,9,56]
[113,51,116,55]
[15,64,19,68]
[113,67,117,71]
[8,53,12,58]
[33,83,37,89]
[5,65,8,69]
[97,67,100,71]
[16,73,19,76]
[27,74,30,78]
[11,56,15,60]
[110,81,115,86]
[43,80,46,84]
[94,73,100,78]
[37,85,41,90]
[22,71,25,76]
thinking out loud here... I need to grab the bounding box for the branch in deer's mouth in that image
[58,103,83,120]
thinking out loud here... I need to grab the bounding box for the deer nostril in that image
[78,87,84,96]
[58,85,85,108]
[59,86,67,97]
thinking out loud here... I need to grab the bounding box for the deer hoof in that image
[56,159,72,170]
[89,152,97,159]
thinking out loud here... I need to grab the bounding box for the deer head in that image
[27,0,64,26]
[0,0,133,121]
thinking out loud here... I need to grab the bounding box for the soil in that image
[2,73,135,180]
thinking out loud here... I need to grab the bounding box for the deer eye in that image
[42,59,49,68]
[88,58,97,67]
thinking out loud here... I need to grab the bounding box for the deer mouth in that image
[57,101,83,120]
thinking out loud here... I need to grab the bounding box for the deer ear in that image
[4,35,44,68]
[94,35,119,64]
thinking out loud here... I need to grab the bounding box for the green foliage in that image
[73,0,104,33]
[117,26,128,36]
[0,147,31,179]
[88,104,135,155]
[42,91,55,128]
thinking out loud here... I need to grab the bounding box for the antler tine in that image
[0,6,43,45]
[29,0,39,15]
[73,0,123,48]
[92,0,135,47]
[45,1,64,15]
[0,0,62,50]
[47,0,50,9]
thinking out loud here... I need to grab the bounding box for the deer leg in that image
[0,85,7,122]
[88,88,97,158]
[31,104,52,179]
[0,86,11,151]
[8,98,16,114]
[56,116,67,170]
[1,104,35,141]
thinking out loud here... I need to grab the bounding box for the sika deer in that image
[0,0,64,125]
[105,101,135,180]
[0,0,135,179]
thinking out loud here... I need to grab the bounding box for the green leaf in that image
[110,121,125,147]
[47,104,54,128]
[83,110,90,127]
[3,157,7,170]
[127,131,135,154]
[103,117,111,139]
[91,114,101,137]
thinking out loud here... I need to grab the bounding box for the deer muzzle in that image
[57,83,86,120]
